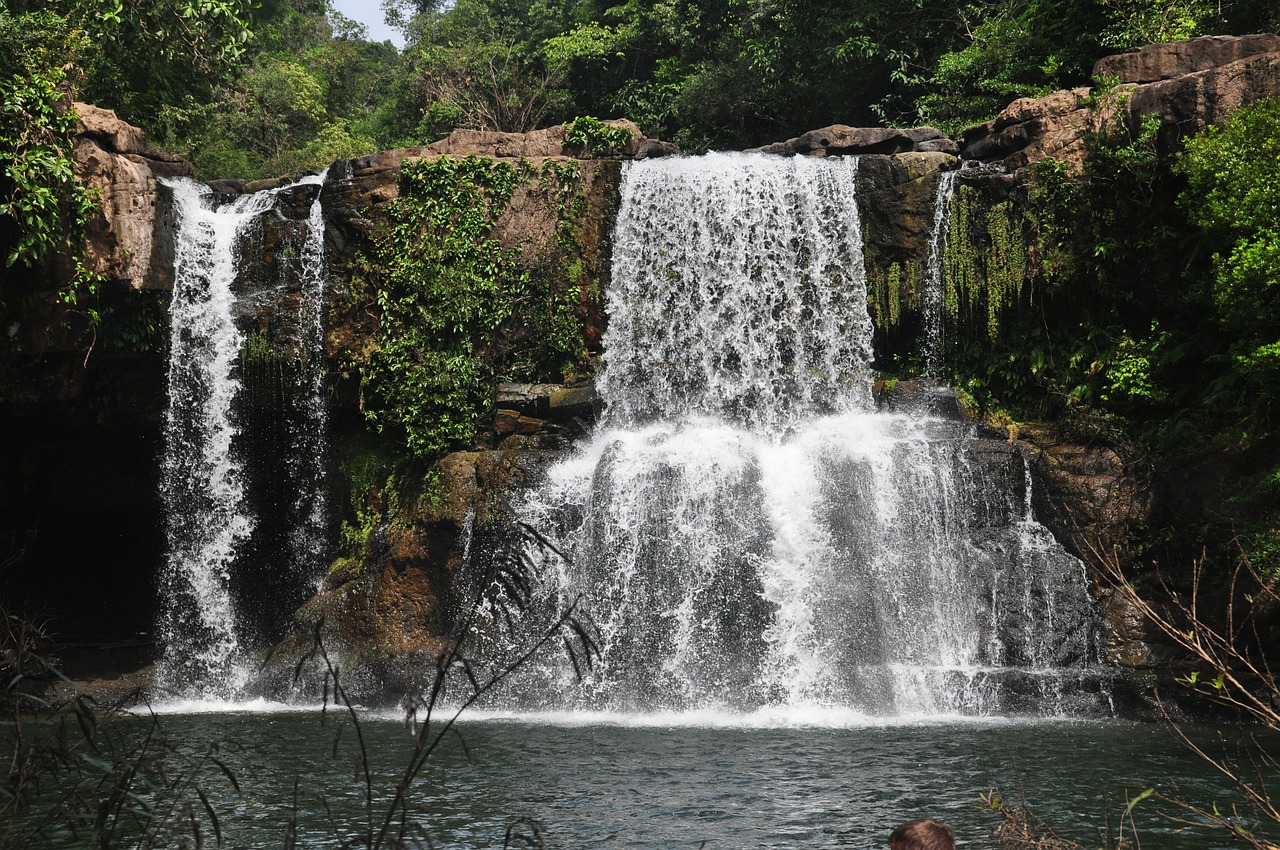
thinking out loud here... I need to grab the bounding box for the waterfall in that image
[599,154,873,433]
[506,154,1108,718]
[289,186,331,593]
[922,169,958,375]
[157,174,330,698]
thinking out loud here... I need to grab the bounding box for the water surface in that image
[120,710,1271,849]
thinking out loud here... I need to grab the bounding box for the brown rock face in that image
[960,35,1280,169]
[1018,424,1153,563]
[857,152,958,266]
[960,88,1100,169]
[1093,33,1280,83]
[322,152,623,359]
[1126,49,1280,149]
[320,120,645,281]
[72,102,192,290]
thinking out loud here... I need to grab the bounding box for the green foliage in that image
[2,0,256,129]
[1098,0,1213,48]
[943,105,1191,424]
[915,9,1094,134]
[940,92,1280,568]
[154,8,397,179]
[564,116,634,156]
[867,260,922,331]
[942,190,1027,342]
[1177,98,1280,426]
[0,69,100,313]
[350,155,589,459]
[333,441,395,561]
[9,0,1280,182]
[398,0,572,136]
[1101,326,1169,405]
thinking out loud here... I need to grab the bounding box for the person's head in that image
[890,818,956,850]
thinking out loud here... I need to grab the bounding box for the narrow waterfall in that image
[922,169,958,375]
[508,154,1108,718]
[157,175,330,698]
[289,187,331,593]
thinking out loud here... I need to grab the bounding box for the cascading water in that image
[507,153,1109,718]
[157,174,330,698]
[922,169,958,375]
[288,186,331,593]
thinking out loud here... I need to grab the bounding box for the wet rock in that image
[1096,586,1178,668]
[876,378,967,420]
[1017,423,1154,563]
[497,383,567,416]
[207,178,247,196]
[548,384,600,420]
[857,153,956,269]
[494,408,548,435]
[243,175,293,194]
[633,138,680,158]
[494,381,600,424]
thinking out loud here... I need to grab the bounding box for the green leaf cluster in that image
[1176,98,1280,427]
[940,109,1187,425]
[349,155,590,459]
[563,115,634,156]
[0,67,100,311]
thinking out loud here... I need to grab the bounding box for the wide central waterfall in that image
[507,154,1109,718]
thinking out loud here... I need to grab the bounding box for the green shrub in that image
[349,155,590,459]
[563,116,634,156]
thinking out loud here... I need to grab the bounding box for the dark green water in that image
[31,710,1266,849]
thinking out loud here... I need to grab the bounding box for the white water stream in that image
[923,168,958,374]
[157,174,329,698]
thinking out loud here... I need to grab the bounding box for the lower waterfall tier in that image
[498,409,1112,717]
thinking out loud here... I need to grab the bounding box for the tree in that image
[1176,98,1280,427]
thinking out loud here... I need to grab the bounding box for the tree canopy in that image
[4,0,1276,179]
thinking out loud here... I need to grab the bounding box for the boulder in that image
[749,125,955,157]
[1125,48,1280,150]
[960,87,1102,170]
[960,35,1280,170]
[494,408,548,436]
[1093,33,1280,83]
[494,381,601,423]
[497,383,568,416]
[74,103,149,156]
[423,119,675,159]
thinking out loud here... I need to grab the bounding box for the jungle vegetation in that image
[3,0,1277,180]
[1,0,1278,569]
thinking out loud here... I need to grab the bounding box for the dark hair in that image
[890,818,956,850]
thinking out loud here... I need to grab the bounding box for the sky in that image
[329,0,405,47]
